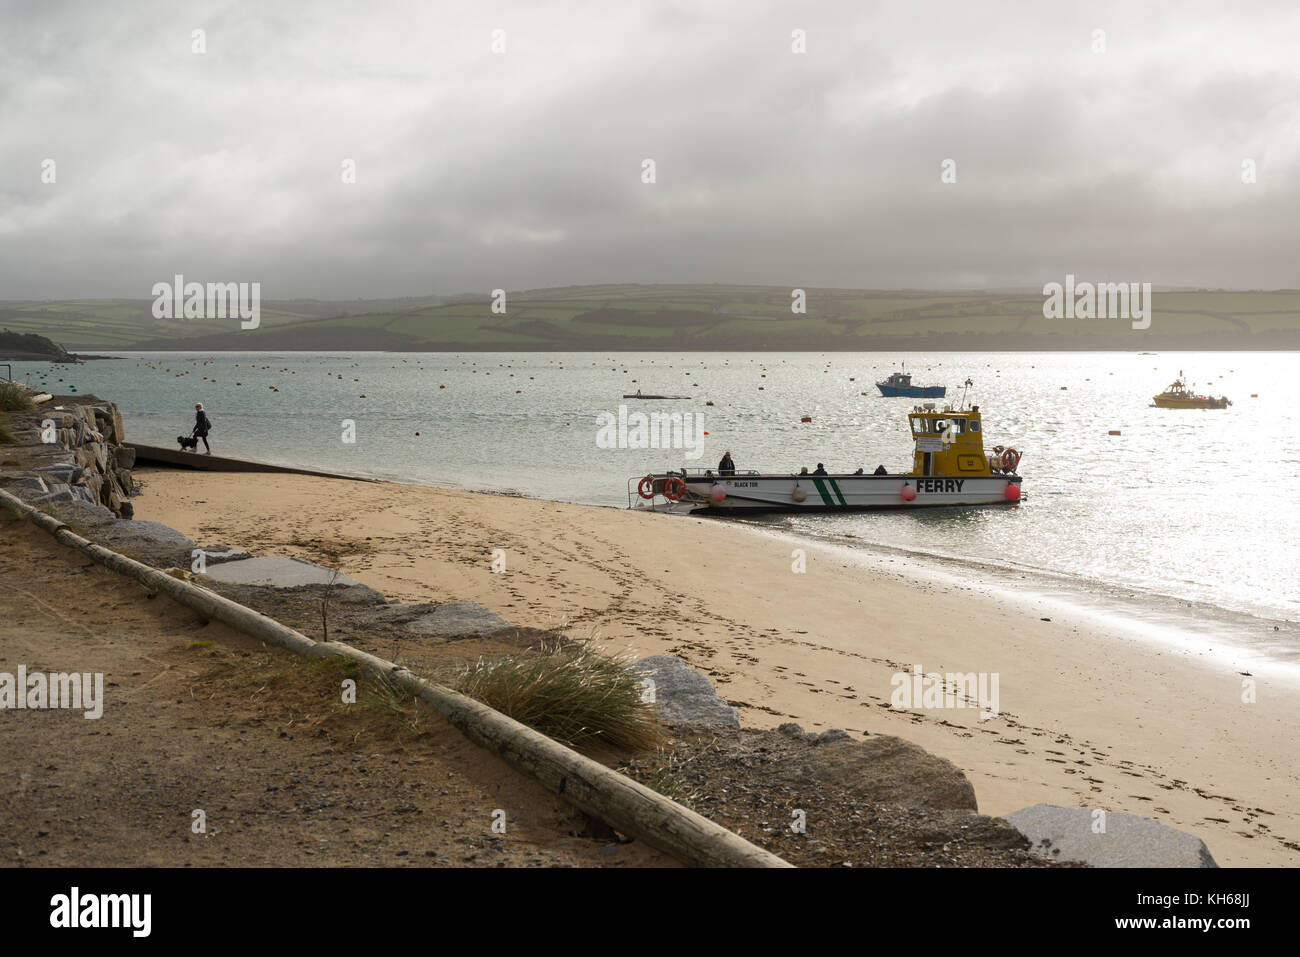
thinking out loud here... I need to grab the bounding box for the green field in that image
[3,286,1298,353]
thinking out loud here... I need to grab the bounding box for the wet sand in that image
[132,468,1300,866]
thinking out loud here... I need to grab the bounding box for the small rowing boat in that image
[623,389,690,399]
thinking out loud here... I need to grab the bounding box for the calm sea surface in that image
[12,350,1297,638]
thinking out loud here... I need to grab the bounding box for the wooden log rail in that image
[0,488,791,868]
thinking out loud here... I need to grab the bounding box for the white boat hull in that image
[654,473,1021,512]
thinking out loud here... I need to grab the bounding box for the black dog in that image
[177,434,199,452]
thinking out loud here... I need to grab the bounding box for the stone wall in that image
[0,390,137,518]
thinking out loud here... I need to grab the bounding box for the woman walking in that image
[193,403,212,454]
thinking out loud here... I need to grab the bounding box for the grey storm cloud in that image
[1,0,1297,299]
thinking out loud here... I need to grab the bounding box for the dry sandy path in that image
[0,515,675,868]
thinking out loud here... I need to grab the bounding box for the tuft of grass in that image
[0,382,34,412]
[352,669,429,736]
[362,670,419,716]
[643,749,695,800]
[309,655,360,682]
[457,640,664,751]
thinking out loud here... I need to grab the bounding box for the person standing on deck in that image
[192,403,212,454]
[718,450,736,476]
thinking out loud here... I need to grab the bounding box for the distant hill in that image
[0,297,419,352]
[3,286,1299,352]
[0,328,76,361]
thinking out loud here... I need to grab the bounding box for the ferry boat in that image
[1150,372,1231,409]
[630,402,1022,512]
[876,367,945,398]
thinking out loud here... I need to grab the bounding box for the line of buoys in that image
[1108,430,1121,435]
[800,416,812,423]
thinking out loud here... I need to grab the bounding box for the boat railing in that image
[626,468,763,509]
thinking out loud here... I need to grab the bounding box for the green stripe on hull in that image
[810,478,833,506]
[811,478,848,506]
[828,479,848,505]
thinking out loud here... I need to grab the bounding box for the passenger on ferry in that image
[873,464,888,475]
[812,464,828,475]
[718,451,736,476]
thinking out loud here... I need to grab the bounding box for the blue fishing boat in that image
[876,368,945,398]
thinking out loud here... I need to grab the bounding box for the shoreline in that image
[130,466,1300,866]
[126,439,1300,661]
[733,520,1300,677]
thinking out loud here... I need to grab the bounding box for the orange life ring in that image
[1000,448,1021,471]
[637,475,656,499]
[662,477,686,501]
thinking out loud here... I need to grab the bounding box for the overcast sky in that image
[2,0,1297,299]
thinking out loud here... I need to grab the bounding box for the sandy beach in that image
[132,467,1300,867]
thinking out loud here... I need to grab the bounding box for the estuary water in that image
[11,350,1297,651]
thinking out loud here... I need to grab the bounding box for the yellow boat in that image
[1151,372,1231,409]
[630,400,1024,512]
